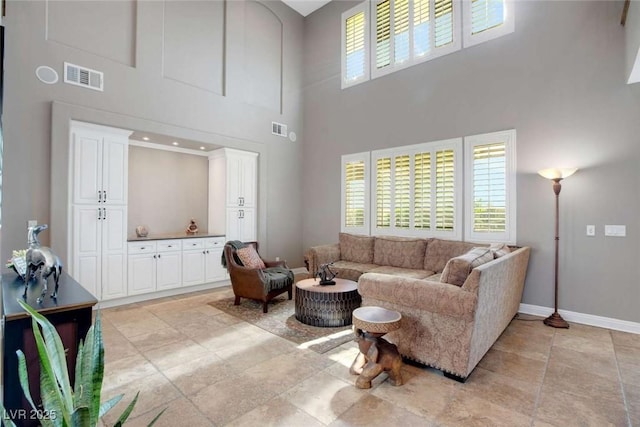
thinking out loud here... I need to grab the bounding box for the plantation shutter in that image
[414,0,431,57]
[376,157,392,228]
[435,149,455,231]
[394,0,410,64]
[471,0,505,34]
[344,161,366,228]
[434,0,454,47]
[414,152,431,229]
[394,155,411,228]
[472,143,506,232]
[342,4,369,88]
[375,0,392,70]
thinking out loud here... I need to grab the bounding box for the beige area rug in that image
[207,275,355,354]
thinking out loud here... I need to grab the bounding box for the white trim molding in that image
[519,303,640,335]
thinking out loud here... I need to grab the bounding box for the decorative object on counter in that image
[25,224,63,303]
[186,219,199,235]
[316,262,337,286]
[6,249,29,280]
[135,225,149,238]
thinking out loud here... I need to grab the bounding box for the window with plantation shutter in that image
[463,0,514,47]
[342,4,370,88]
[464,129,516,244]
[375,157,392,228]
[394,155,411,228]
[435,148,455,231]
[341,152,371,235]
[414,152,431,229]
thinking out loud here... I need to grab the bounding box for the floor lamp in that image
[538,168,578,329]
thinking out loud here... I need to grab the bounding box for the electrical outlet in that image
[27,220,37,228]
[586,225,595,236]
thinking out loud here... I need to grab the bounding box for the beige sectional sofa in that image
[304,233,530,381]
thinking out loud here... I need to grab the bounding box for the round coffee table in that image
[295,278,361,327]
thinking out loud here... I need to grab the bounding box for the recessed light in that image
[142,136,150,141]
[172,141,179,146]
[200,146,206,150]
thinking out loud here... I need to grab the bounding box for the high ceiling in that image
[281,0,331,17]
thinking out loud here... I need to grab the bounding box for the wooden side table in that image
[350,306,403,389]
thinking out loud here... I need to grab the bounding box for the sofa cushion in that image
[424,239,479,273]
[373,236,427,269]
[489,242,511,258]
[441,247,494,286]
[236,246,266,269]
[370,265,434,280]
[339,233,375,264]
[332,260,378,282]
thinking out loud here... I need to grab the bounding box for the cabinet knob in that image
[153,254,157,259]
[158,254,161,258]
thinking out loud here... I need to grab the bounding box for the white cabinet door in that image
[226,154,243,207]
[239,208,256,241]
[73,131,103,205]
[101,206,127,300]
[239,154,257,208]
[72,206,102,298]
[128,253,157,295]
[182,250,205,286]
[102,137,128,205]
[157,251,182,290]
[205,247,226,282]
[226,208,242,241]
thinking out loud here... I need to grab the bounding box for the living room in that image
[1,0,640,426]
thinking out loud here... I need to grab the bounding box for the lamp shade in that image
[537,168,578,180]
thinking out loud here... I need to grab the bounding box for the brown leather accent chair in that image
[224,242,293,313]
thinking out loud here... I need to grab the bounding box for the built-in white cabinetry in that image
[69,121,132,300]
[182,237,227,287]
[208,148,258,242]
[127,240,182,295]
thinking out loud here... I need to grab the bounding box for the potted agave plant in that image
[0,300,164,427]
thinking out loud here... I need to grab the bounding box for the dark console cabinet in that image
[2,273,97,426]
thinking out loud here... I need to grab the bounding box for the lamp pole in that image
[544,179,569,328]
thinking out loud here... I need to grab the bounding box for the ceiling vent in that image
[64,62,104,92]
[272,122,288,137]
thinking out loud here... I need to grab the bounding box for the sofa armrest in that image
[358,273,477,321]
[304,243,340,276]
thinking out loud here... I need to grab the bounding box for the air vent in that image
[271,122,288,137]
[64,62,104,92]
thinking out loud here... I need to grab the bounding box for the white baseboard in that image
[519,303,640,334]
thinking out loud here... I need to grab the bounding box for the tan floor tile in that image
[371,365,457,420]
[102,324,141,364]
[619,362,640,388]
[478,347,547,383]
[142,338,210,371]
[544,345,619,378]
[462,367,537,417]
[534,389,628,427]
[509,317,556,338]
[227,396,326,427]
[127,326,185,353]
[436,393,532,427]
[114,316,173,339]
[553,332,616,358]
[542,358,623,401]
[612,330,640,349]
[283,371,365,424]
[615,344,640,367]
[101,305,153,325]
[125,397,212,427]
[554,322,613,343]
[493,327,553,361]
[330,394,433,427]
[190,375,278,425]
[102,353,159,392]
[101,373,181,426]
[625,382,640,427]
[161,352,232,396]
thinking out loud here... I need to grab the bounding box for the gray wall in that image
[2,0,305,267]
[127,146,208,237]
[302,1,640,322]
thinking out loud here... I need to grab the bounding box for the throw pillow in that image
[489,242,511,258]
[441,247,494,287]
[236,246,266,269]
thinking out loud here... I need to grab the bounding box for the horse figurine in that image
[25,224,63,303]
[316,262,338,286]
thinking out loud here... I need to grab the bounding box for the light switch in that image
[27,220,37,228]
[604,225,626,237]
[586,225,595,236]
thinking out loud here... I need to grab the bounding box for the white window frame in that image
[370,138,462,240]
[462,0,514,48]
[371,0,462,80]
[341,152,371,235]
[342,3,371,89]
[464,129,516,244]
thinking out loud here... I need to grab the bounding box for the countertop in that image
[127,232,226,242]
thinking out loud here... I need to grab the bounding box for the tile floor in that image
[98,286,640,427]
